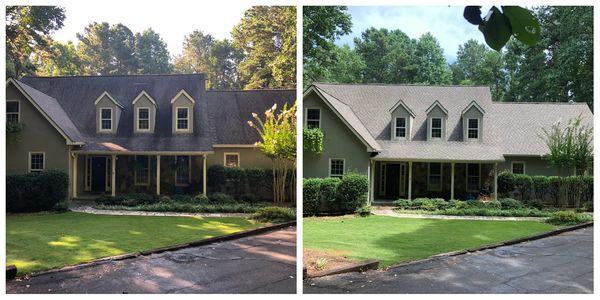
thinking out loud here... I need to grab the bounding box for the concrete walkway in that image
[70,203,251,218]
[305,227,593,294]
[8,227,296,294]
[373,206,545,221]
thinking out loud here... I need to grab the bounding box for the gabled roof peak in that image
[132,90,157,106]
[425,100,448,115]
[94,91,124,109]
[389,99,416,117]
[171,89,195,104]
[461,100,486,115]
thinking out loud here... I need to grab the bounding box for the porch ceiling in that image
[374,140,505,162]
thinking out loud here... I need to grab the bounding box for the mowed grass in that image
[7,212,263,275]
[304,215,556,267]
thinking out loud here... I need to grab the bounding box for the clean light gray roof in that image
[311,83,593,161]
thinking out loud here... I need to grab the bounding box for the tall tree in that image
[77,22,138,75]
[232,6,296,89]
[208,39,244,90]
[134,28,171,74]
[450,39,488,85]
[413,33,451,84]
[33,41,83,76]
[6,6,66,78]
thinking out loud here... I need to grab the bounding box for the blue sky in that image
[335,6,491,63]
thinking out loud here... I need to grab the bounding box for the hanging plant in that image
[303,127,324,154]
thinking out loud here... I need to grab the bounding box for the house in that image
[6,74,294,199]
[303,83,593,201]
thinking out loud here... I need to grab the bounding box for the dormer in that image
[94,91,123,134]
[389,99,415,141]
[461,100,485,142]
[132,91,157,133]
[425,100,448,141]
[171,89,195,134]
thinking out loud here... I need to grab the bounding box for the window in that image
[7,101,19,124]
[329,158,345,178]
[512,162,525,174]
[137,108,150,131]
[467,118,479,140]
[134,155,149,185]
[427,162,442,191]
[175,156,191,186]
[394,117,406,139]
[224,153,239,167]
[176,107,189,131]
[29,152,45,172]
[431,118,442,139]
[306,108,321,128]
[100,108,112,131]
[466,163,480,192]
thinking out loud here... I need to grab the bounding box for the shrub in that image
[393,199,412,210]
[335,173,368,212]
[192,194,210,205]
[497,172,516,195]
[514,174,534,200]
[97,202,268,213]
[546,211,590,226]
[207,165,227,191]
[208,192,236,204]
[96,193,161,207]
[303,178,322,214]
[499,198,523,210]
[582,201,593,212]
[321,177,341,210]
[53,201,71,212]
[252,206,296,223]
[527,199,545,210]
[7,170,69,212]
[356,205,372,217]
[239,193,259,203]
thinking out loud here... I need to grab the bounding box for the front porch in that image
[370,160,499,201]
[70,152,208,198]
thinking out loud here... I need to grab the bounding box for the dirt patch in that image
[304,249,354,275]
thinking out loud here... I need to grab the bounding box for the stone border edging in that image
[12,220,296,280]
[306,259,379,279]
[386,221,593,271]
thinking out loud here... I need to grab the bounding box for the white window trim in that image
[467,118,480,141]
[466,163,481,192]
[305,107,321,128]
[28,152,45,172]
[394,117,407,140]
[7,100,20,123]
[223,152,240,167]
[430,117,444,140]
[511,161,526,174]
[427,162,443,191]
[328,158,345,178]
[379,162,387,196]
[136,107,151,132]
[175,107,190,132]
[134,155,150,186]
[99,107,113,132]
[174,156,192,186]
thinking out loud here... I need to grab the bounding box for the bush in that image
[303,178,322,214]
[239,193,259,203]
[499,198,523,210]
[97,202,268,213]
[497,172,516,194]
[96,193,160,207]
[527,199,545,210]
[252,206,296,223]
[208,192,236,204]
[54,201,71,212]
[335,173,368,212]
[355,205,372,217]
[207,165,227,191]
[321,177,341,209]
[192,194,210,205]
[546,211,591,226]
[393,199,412,210]
[7,170,69,212]
[581,201,593,212]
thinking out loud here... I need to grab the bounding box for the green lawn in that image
[304,215,557,267]
[7,212,263,275]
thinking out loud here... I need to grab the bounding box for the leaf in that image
[479,6,512,51]
[502,6,541,46]
[463,6,483,25]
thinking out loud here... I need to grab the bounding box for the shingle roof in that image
[207,89,296,145]
[311,83,593,161]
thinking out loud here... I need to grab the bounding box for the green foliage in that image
[97,201,269,214]
[6,170,69,212]
[208,192,236,204]
[499,198,523,210]
[542,115,593,175]
[252,206,296,223]
[303,127,324,154]
[77,22,138,75]
[95,193,161,206]
[335,173,369,212]
[356,205,372,217]
[546,211,591,226]
[393,199,412,210]
[303,178,323,214]
[581,201,593,212]
[135,28,172,74]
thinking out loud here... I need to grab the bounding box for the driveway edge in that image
[13,220,296,280]
[307,260,379,278]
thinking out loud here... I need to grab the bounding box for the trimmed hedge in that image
[252,206,296,223]
[303,174,368,214]
[546,211,592,226]
[96,202,269,213]
[207,165,286,201]
[498,172,593,208]
[7,170,69,212]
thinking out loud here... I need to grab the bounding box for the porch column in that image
[72,153,78,199]
[368,160,374,204]
[408,161,413,200]
[494,162,498,200]
[451,162,455,200]
[111,155,116,196]
[156,155,161,195]
[203,154,207,195]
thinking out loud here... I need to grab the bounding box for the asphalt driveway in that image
[7,227,296,294]
[305,226,593,294]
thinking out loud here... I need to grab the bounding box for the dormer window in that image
[137,107,150,131]
[467,118,479,140]
[100,108,112,131]
[394,117,406,139]
[133,91,156,133]
[431,118,442,139]
[176,107,189,131]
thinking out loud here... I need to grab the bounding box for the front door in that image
[399,163,407,197]
[385,163,400,199]
[91,157,106,193]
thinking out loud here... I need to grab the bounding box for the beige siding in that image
[499,156,563,176]
[207,147,273,169]
[303,91,370,178]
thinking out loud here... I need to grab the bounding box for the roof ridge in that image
[493,101,589,105]
[314,82,491,88]
[207,89,296,92]
[20,73,206,79]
